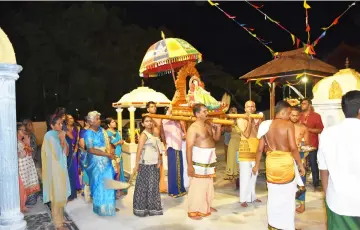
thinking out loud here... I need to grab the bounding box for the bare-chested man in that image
[186,103,221,220]
[290,106,309,214]
[146,101,167,193]
[253,101,305,230]
[237,100,262,207]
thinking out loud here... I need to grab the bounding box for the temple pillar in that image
[116,108,123,137]
[128,106,136,144]
[0,63,26,230]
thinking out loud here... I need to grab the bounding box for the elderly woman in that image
[84,111,117,216]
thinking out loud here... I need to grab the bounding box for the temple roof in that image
[239,48,338,80]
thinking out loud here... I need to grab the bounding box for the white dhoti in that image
[239,161,258,203]
[182,141,189,189]
[294,162,304,187]
[267,179,297,230]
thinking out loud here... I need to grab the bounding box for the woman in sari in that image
[41,115,71,230]
[224,107,241,181]
[64,114,80,201]
[79,117,91,202]
[17,124,29,213]
[17,124,41,205]
[105,117,127,197]
[133,115,163,217]
[84,111,117,216]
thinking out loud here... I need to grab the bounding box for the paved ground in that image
[23,196,78,230]
[63,142,327,230]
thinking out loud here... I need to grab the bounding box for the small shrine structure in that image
[239,48,338,118]
[312,58,360,128]
[112,83,171,174]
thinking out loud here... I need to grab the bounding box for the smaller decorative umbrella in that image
[139,36,202,78]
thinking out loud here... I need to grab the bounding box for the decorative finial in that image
[141,79,145,87]
[345,57,349,68]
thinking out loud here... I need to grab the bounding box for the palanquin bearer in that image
[289,106,309,214]
[253,101,305,230]
[318,91,360,230]
[237,101,262,207]
[186,103,221,220]
[162,106,187,198]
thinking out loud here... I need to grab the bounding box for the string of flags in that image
[207,0,276,57]
[208,0,357,87]
[312,2,356,47]
[245,0,306,50]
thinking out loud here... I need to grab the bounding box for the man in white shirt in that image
[318,90,360,229]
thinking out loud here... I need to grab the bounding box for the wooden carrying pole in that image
[143,113,263,126]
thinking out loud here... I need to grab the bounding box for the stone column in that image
[0,63,26,230]
[128,106,136,144]
[116,108,123,137]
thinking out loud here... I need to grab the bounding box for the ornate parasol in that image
[139,35,202,79]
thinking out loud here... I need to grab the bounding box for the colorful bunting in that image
[245,1,307,48]
[313,2,356,47]
[208,1,276,56]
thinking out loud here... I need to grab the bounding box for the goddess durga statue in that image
[186,76,222,110]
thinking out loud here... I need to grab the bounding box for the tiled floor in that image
[24,197,78,230]
[65,143,327,230]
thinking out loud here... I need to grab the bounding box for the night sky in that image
[1,1,359,119]
[117,1,360,75]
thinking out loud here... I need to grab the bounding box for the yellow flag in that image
[303,0,311,9]
[208,0,219,6]
[255,79,263,87]
[304,46,310,54]
[291,34,295,45]
[161,31,166,40]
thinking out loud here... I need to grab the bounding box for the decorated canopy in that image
[139,38,202,77]
[112,86,171,108]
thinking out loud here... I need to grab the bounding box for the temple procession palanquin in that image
[170,62,230,117]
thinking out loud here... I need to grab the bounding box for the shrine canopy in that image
[112,86,171,109]
[239,48,338,83]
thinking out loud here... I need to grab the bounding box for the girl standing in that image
[133,116,163,217]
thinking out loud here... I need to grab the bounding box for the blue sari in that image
[84,127,116,216]
[107,129,127,192]
[79,129,89,186]
[65,127,80,200]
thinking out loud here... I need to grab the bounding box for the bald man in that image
[237,101,262,207]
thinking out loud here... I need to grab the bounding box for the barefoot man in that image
[146,101,167,193]
[253,101,305,230]
[237,100,262,207]
[290,106,309,214]
[186,103,221,220]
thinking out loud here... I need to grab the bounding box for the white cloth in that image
[192,146,216,176]
[182,141,189,189]
[318,118,360,217]
[239,161,258,203]
[294,161,304,187]
[257,120,272,139]
[267,179,297,230]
